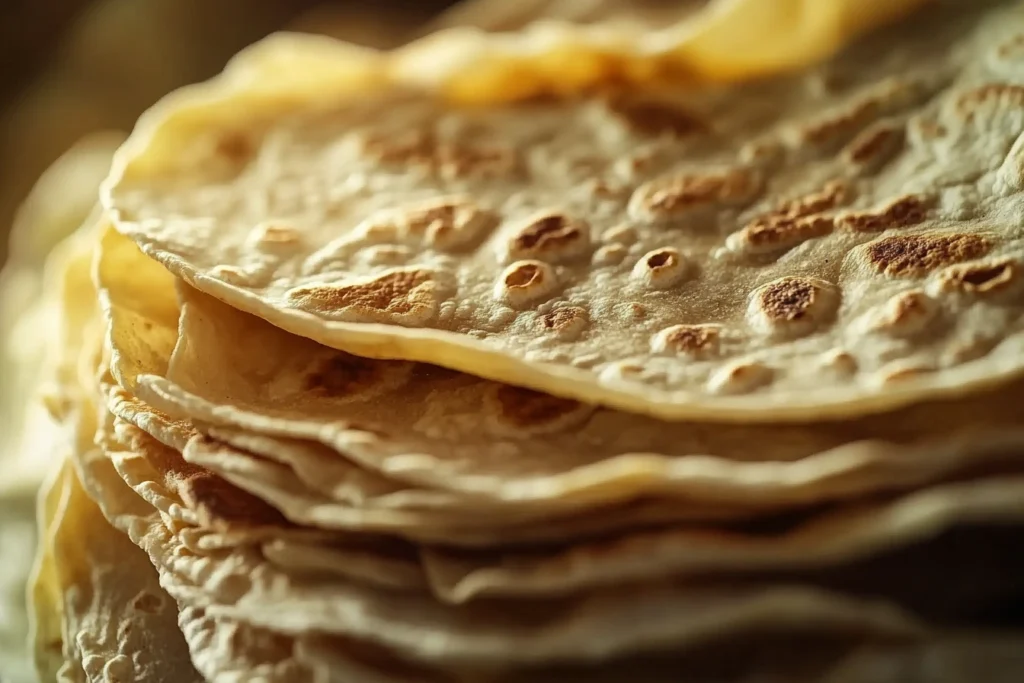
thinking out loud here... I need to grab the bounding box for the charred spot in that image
[741,215,834,251]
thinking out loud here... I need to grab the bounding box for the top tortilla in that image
[104,0,1024,421]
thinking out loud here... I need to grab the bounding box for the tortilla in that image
[28,459,76,683]
[105,0,1024,421]
[44,461,200,683]
[96,231,1024,517]
[400,0,932,102]
[25,382,197,683]
[58,443,1022,683]
[67,377,939,674]
[133,516,930,668]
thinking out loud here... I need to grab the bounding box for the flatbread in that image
[105,0,1024,421]
[44,461,200,683]
[94,230,1024,518]
[65,438,1024,683]
[247,474,1024,605]
[137,516,930,668]
[400,0,931,102]
[86,238,1024,612]
[28,459,77,683]
[69,386,936,675]
[424,0,707,34]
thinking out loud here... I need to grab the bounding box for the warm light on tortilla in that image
[393,0,933,102]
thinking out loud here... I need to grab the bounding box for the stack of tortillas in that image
[22,0,1024,680]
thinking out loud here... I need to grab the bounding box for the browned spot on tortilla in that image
[505,263,542,288]
[647,250,676,269]
[775,181,851,218]
[842,122,905,170]
[539,307,589,337]
[866,233,991,277]
[635,168,760,219]
[939,258,1019,294]
[794,78,923,150]
[497,260,557,307]
[305,354,384,397]
[633,248,690,290]
[609,98,708,138]
[494,385,585,430]
[214,131,254,164]
[402,198,496,251]
[955,83,1024,119]
[510,214,589,262]
[759,278,818,322]
[837,195,931,233]
[659,324,720,355]
[732,181,849,254]
[738,216,835,253]
[888,291,932,327]
[288,269,439,325]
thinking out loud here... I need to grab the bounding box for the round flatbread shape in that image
[104,0,1024,421]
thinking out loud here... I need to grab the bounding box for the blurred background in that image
[0,0,458,267]
[0,0,695,266]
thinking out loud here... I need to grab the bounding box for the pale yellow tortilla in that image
[104,0,1024,421]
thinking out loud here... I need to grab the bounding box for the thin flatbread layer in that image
[87,358,1024,655]
[44,459,200,683]
[105,232,1024,516]
[106,0,1024,422]
[398,0,931,102]
[71,444,314,683]
[74,395,934,672]
[68,432,1024,683]
[28,459,77,683]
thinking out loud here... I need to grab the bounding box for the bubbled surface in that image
[106,0,1024,420]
